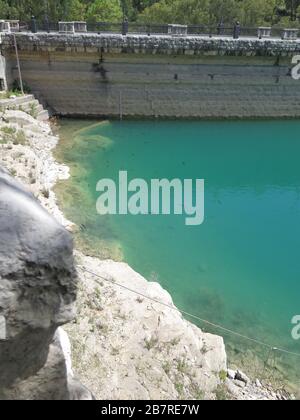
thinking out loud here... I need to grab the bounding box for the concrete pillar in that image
[0,55,8,91]
[217,22,225,36]
[7,20,20,32]
[282,29,298,40]
[0,20,11,33]
[168,24,188,36]
[122,19,128,36]
[257,27,271,39]
[31,16,37,33]
[74,21,87,33]
[233,21,241,39]
[59,22,75,34]
[44,16,50,33]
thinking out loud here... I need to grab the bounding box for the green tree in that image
[0,0,12,19]
[286,0,300,19]
[208,0,240,25]
[45,0,88,21]
[236,0,279,26]
[67,0,87,20]
[137,0,174,23]
[0,0,299,26]
[122,1,159,20]
[138,0,211,24]
[138,0,292,25]
[0,0,87,21]
[86,0,122,22]
[132,0,159,12]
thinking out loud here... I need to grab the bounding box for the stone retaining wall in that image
[2,33,300,56]
[2,33,300,118]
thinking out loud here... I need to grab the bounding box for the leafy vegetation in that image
[138,0,300,26]
[215,384,232,400]
[219,369,227,382]
[144,335,159,350]
[0,126,27,145]
[28,103,38,118]
[0,0,300,26]
[13,129,27,145]
[0,126,16,135]
[0,90,23,99]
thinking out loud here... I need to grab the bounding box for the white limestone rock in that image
[227,369,236,380]
[3,109,38,126]
[66,254,228,400]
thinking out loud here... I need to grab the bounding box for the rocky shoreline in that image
[0,100,294,400]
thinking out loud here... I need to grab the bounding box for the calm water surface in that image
[56,119,300,390]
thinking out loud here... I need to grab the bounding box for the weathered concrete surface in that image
[0,55,7,91]
[2,33,300,119]
[0,165,92,400]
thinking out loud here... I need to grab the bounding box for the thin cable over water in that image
[79,266,300,358]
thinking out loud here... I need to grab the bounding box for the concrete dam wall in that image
[2,33,300,119]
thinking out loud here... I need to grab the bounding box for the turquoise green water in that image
[57,119,300,390]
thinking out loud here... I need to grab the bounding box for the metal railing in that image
[2,18,300,40]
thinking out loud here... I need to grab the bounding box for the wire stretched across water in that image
[79,266,300,358]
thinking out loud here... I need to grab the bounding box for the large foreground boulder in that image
[0,166,92,400]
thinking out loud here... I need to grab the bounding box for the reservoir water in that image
[56,119,300,390]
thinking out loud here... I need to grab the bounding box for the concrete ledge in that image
[2,32,300,56]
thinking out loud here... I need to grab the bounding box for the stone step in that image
[0,95,32,111]
[16,100,40,111]
[0,93,49,122]
[36,109,49,122]
[2,94,35,106]
[3,99,39,110]
[18,102,43,113]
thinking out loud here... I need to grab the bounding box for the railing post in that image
[217,21,224,36]
[31,15,37,33]
[233,21,240,39]
[122,18,128,36]
[44,16,50,33]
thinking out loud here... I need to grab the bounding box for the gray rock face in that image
[0,166,89,399]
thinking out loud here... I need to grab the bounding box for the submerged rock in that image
[235,370,250,385]
[0,166,92,400]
